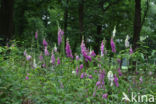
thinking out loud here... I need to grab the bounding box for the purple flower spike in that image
[57,58,60,65]
[58,28,64,46]
[102,93,108,99]
[130,47,133,54]
[110,38,116,53]
[26,55,31,61]
[100,40,104,56]
[89,75,93,79]
[76,55,79,60]
[80,64,83,70]
[76,67,79,75]
[25,76,29,80]
[81,40,92,62]
[42,63,46,68]
[139,76,143,83]
[118,68,122,76]
[24,50,27,56]
[80,73,84,79]
[66,40,73,58]
[91,51,96,57]
[51,51,55,65]
[114,74,119,87]
[35,31,38,39]
[43,39,48,47]
[39,53,43,61]
[96,81,101,86]
[44,47,49,56]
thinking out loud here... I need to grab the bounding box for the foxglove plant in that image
[81,40,92,62]
[76,55,79,60]
[51,51,55,65]
[130,47,133,54]
[100,40,104,56]
[118,68,122,76]
[107,71,114,86]
[26,54,32,61]
[33,59,37,68]
[54,44,57,52]
[90,50,96,57]
[35,31,38,40]
[110,37,116,53]
[76,67,79,75]
[139,76,143,83]
[65,39,73,58]
[114,74,119,87]
[112,26,116,38]
[39,53,43,61]
[80,73,87,79]
[42,63,46,68]
[57,58,60,65]
[44,47,49,56]
[43,39,48,47]
[102,93,108,99]
[96,70,105,88]
[80,64,83,70]
[125,35,129,48]
[80,73,84,79]
[24,50,27,56]
[88,75,93,79]
[58,28,64,46]
[25,76,29,80]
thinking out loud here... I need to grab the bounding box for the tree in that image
[0,0,14,43]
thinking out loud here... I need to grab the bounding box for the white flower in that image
[72,71,76,74]
[107,71,114,86]
[125,35,130,48]
[112,26,116,38]
[33,59,37,68]
[54,44,57,52]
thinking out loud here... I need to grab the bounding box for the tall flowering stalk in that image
[118,68,122,76]
[107,71,114,86]
[39,53,43,61]
[43,39,48,47]
[110,37,116,53]
[130,46,133,54]
[125,35,129,48]
[44,47,49,56]
[90,50,96,57]
[65,39,73,58]
[81,40,91,62]
[114,74,119,87]
[35,31,38,40]
[26,54,32,61]
[96,70,105,89]
[58,28,64,46]
[100,40,104,56]
[51,51,55,65]
[57,58,60,65]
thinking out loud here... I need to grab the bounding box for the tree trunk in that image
[64,0,68,45]
[79,0,84,40]
[94,25,102,54]
[131,0,141,71]
[0,0,14,43]
[132,0,141,51]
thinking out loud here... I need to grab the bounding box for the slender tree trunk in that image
[79,0,84,40]
[0,0,14,43]
[94,25,102,54]
[64,0,68,45]
[131,0,141,71]
[132,0,141,51]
